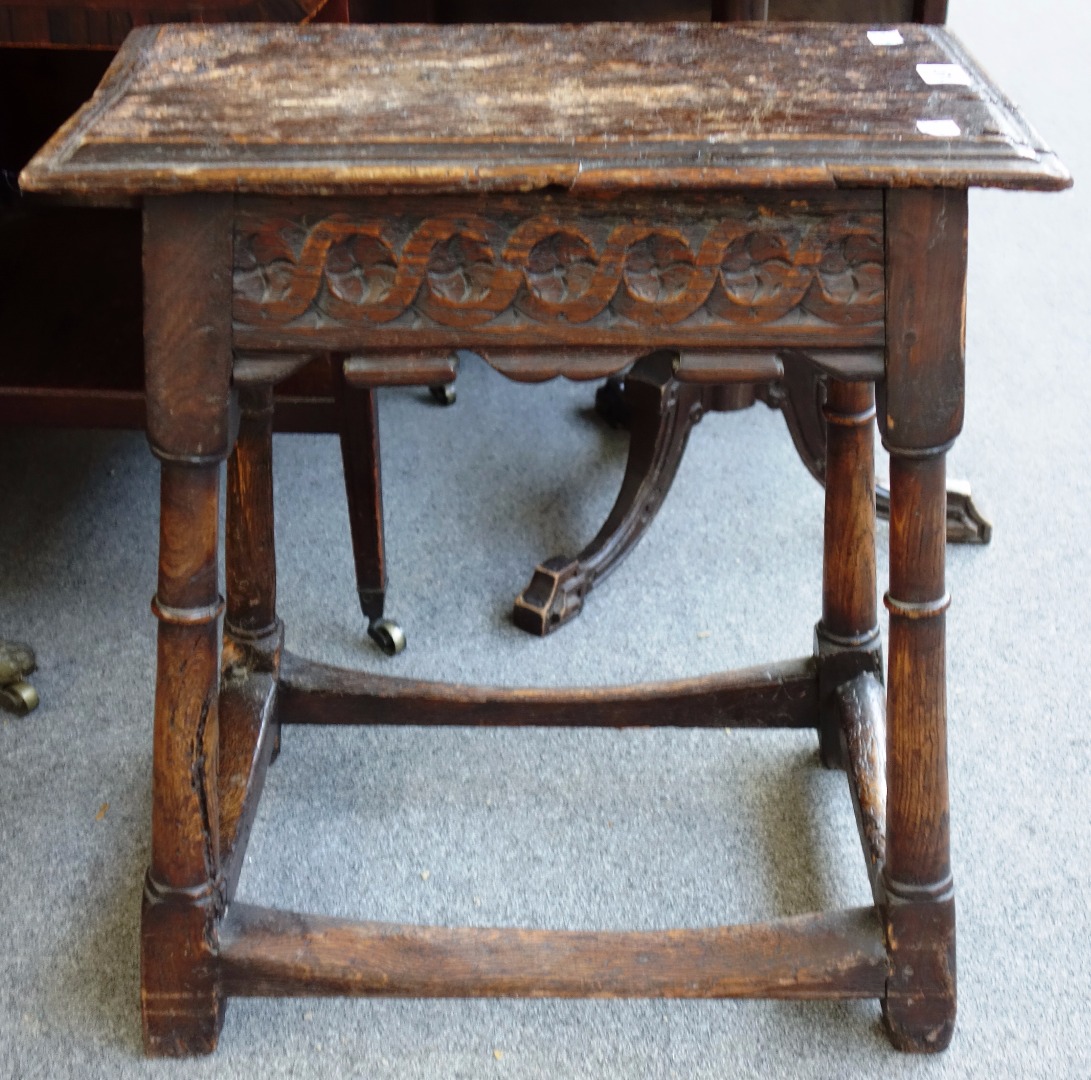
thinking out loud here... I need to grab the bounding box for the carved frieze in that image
[233,194,884,349]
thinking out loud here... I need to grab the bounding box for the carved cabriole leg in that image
[141,194,234,1057]
[513,351,704,635]
[879,188,966,1052]
[814,379,881,768]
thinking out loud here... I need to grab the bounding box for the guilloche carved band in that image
[233,195,885,341]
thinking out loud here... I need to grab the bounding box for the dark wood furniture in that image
[22,20,1068,1057]
[510,0,987,637]
[1,0,951,659]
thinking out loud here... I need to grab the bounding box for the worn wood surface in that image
[225,385,278,640]
[41,11,1063,1055]
[232,191,886,353]
[20,23,1070,198]
[878,187,960,1053]
[837,672,886,902]
[219,904,889,999]
[142,194,234,1055]
[881,188,968,452]
[216,670,279,905]
[143,195,234,463]
[278,651,819,729]
[814,378,881,766]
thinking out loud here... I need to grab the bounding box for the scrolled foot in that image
[0,640,38,715]
[368,618,406,656]
[429,383,456,406]
[941,478,992,544]
[513,556,586,636]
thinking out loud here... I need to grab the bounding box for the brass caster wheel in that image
[368,619,406,656]
[0,640,38,715]
[429,383,456,407]
[1,680,39,715]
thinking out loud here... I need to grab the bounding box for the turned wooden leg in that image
[513,350,704,635]
[226,384,278,648]
[814,380,881,769]
[882,453,955,1050]
[143,463,226,1055]
[332,356,405,656]
[225,382,283,760]
[140,195,233,1056]
[879,188,964,1052]
[773,357,990,545]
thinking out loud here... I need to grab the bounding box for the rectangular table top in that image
[21,22,1070,198]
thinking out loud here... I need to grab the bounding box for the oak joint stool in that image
[21,21,1069,1056]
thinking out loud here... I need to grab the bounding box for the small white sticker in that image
[867,29,904,46]
[916,119,962,137]
[916,63,972,86]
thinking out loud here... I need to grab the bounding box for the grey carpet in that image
[2,0,1089,1074]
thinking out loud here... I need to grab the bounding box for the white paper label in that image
[867,29,904,46]
[916,119,962,138]
[916,63,973,86]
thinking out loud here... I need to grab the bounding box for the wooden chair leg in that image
[142,461,226,1056]
[878,188,963,1052]
[513,350,704,635]
[226,384,278,647]
[332,355,405,656]
[813,379,881,769]
[140,195,233,1056]
[882,452,956,1051]
[774,359,991,544]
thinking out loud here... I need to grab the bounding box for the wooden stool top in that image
[22,22,1069,198]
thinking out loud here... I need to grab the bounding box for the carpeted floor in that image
[1,0,1088,1075]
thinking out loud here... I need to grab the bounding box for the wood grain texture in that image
[217,669,278,905]
[277,651,819,729]
[884,455,949,888]
[837,672,886,902]
[143,462,227,1055]
[219,903,889,999]
[878,186,959,1052]
[882,448,955,1051]
[232,192,886,352]
[225,384,278,640]
[150,464,222,889]
[880,188,967,453]
[143,195,234,463]
[20,23,1071,197]
[813,378,881,766]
